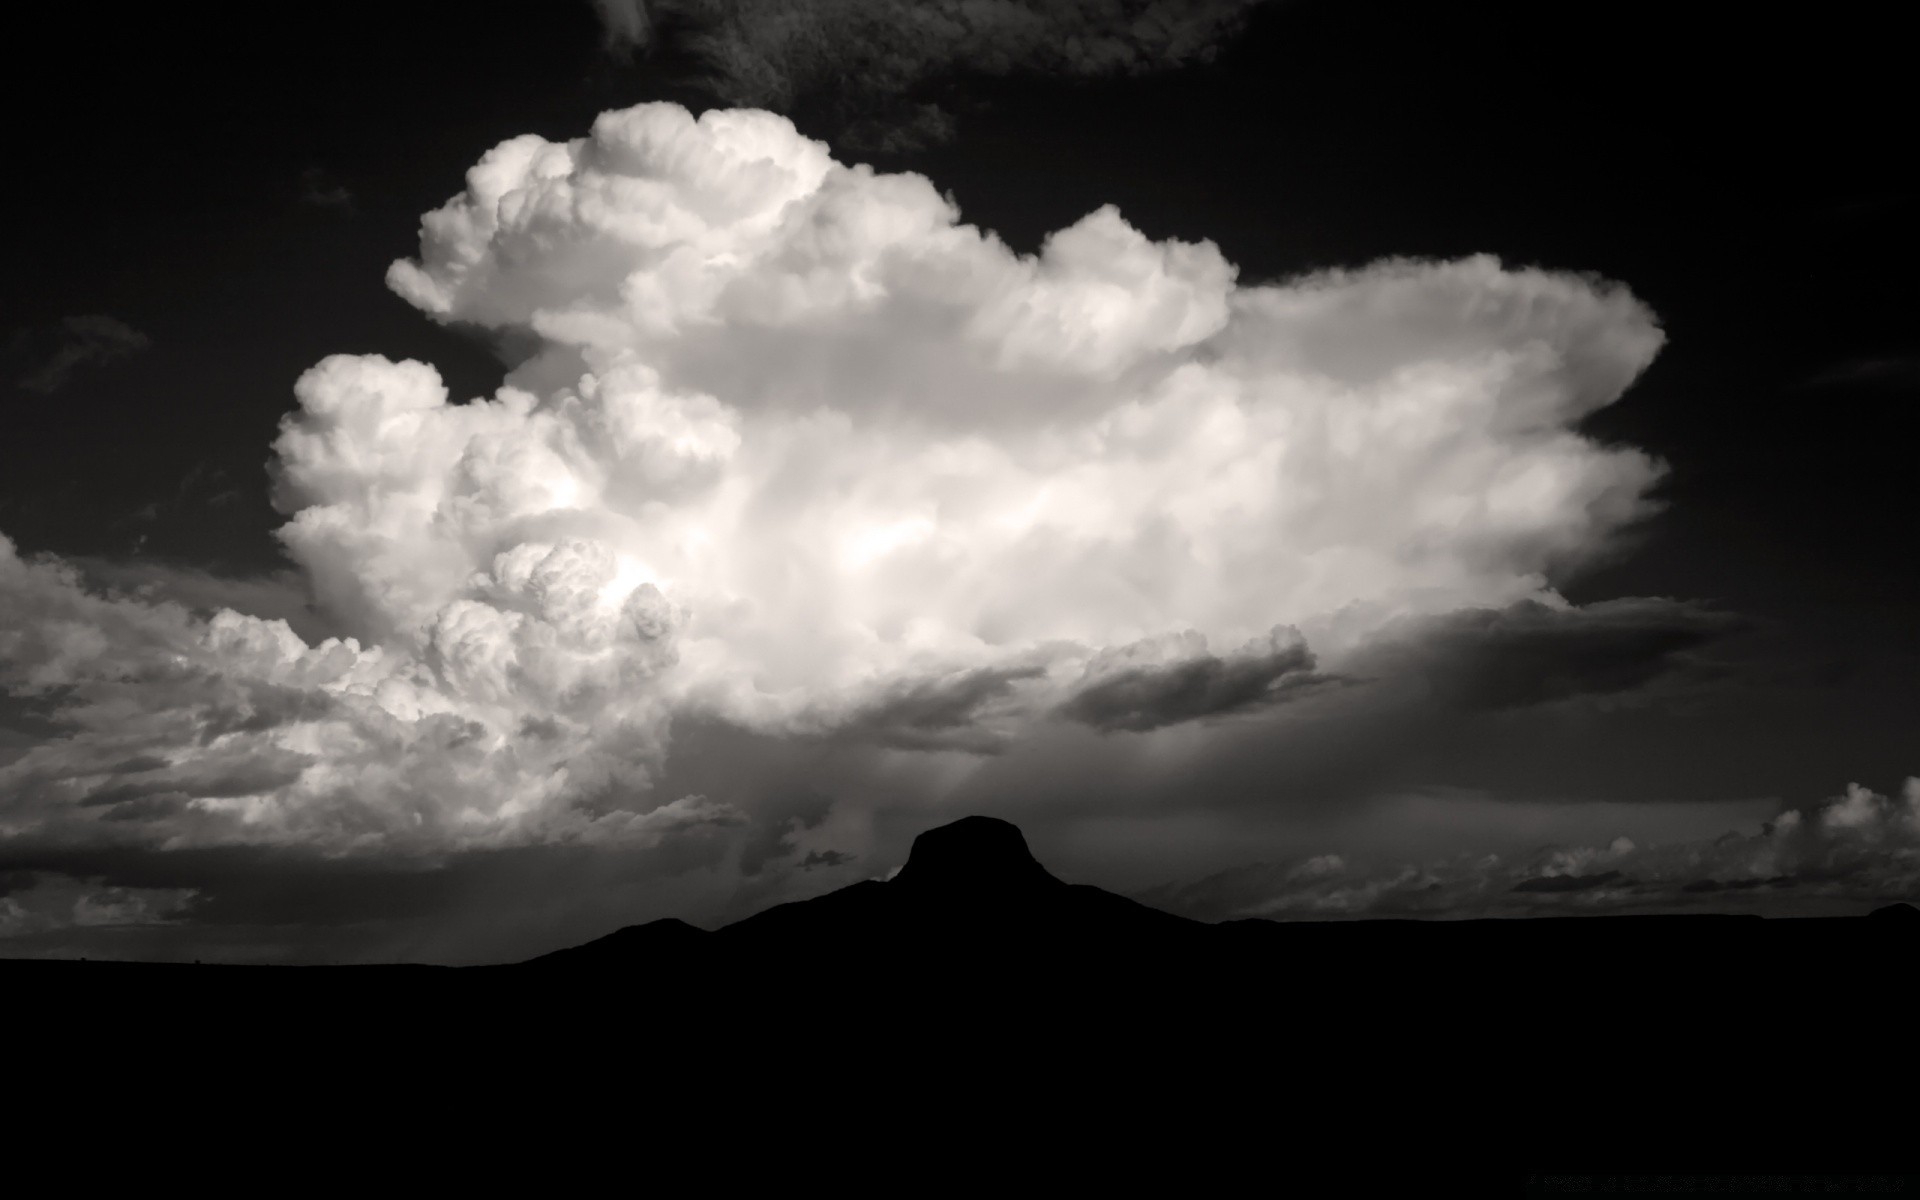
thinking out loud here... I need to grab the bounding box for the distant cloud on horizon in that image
[1138,777,1920,922]
[0,870,198,940]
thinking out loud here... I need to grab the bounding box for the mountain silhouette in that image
[528,814,1199,988]
[7,813,1917,1179]
[514,807,1920,1131]
[890,814,1060,894]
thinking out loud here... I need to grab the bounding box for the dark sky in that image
[1,1,1913,961]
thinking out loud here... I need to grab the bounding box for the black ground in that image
[8,816,1915,1187]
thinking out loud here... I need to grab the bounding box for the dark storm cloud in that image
[837,664,1047,752]
[1057,627,1327,733]
[0,691,67,745]
[593,0,1269,150]
[80,749,315,808]
[0,869,199,939]
[1681,876,1792,894]
[1360,598,1746,712]
[95,793,189,823]
[737,789,836,877]
[108,756,172,775]
[194,683,339,743]
[7,315,151,395]
[798,849,852,870]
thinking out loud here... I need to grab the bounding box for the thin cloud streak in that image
[8,315,151,395]
[588,0,1271,149]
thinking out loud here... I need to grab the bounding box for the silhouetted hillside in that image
[527,815,1201,990]
[525,818,1916,1006]
[7,816,1917,1178]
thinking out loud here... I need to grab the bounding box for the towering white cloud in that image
[3,102,1668,858]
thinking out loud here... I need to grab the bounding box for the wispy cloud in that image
[591,0,1271,150]
[8,315,151,395]
[1799,356,1920,390]
[298,166,356,214]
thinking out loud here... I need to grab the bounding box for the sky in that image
[1,0,1914,963]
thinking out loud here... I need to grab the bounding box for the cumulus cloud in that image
[1141,777,1920,920]
[593,0,1269,150]
[3,102,1673,888]
[0,530,693,854]
[8,315,151,395]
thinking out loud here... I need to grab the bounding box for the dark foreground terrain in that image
[9,817,1916,1187]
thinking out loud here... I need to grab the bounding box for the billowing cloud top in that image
[5,103,1667,866]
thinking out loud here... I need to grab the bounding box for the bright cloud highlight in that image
[4,102,1669,857]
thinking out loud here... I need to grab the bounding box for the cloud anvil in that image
[7,103,1669,864]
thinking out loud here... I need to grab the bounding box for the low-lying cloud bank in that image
[1141,778,1920,921]
[0,870,196,939]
